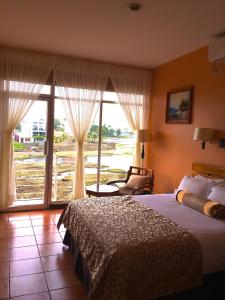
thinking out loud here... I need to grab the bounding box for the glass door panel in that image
[52,99,99,202]
[84,111,99,187]
[100,103,135,184]
[52,99,76,202]
[13,100,48,207]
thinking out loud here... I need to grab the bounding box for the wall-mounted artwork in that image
[166,87,193,123]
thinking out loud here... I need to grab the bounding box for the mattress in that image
[135,193,225,274]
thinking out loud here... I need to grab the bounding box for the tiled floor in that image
[0,209,88,300]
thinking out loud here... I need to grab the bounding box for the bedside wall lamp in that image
[193,128,215,150]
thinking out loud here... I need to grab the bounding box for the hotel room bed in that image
[58,163,225,300]
[137,193,225,275]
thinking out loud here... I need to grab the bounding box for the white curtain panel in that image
[109,66,152,167]
[55,58,108,199]
[0,47,52,209]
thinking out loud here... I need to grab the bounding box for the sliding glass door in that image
[51,91,135,203]
[10,86,135,206]
[99,97,134,184]
[13,99,51,208]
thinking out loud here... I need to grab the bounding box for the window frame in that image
[9,74,134,205]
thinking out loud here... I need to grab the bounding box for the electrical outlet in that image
[219,139,225,148]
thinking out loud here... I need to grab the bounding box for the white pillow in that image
[195,175,225,186]
[177,175,212,198]
[208,186,225,205]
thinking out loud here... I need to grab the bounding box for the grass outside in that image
[14,139,133,201]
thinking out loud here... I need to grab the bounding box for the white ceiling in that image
[0,0,225,68]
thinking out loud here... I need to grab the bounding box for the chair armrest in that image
[106,179,127,185]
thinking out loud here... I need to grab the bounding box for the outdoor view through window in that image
[52,92,134,202]
[13,90,135,204]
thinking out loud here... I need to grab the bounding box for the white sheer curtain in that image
[55,59,108,199]
[0,47,52,210]
[109,66,152,167]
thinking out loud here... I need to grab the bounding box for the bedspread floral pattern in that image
[58,196,203,300]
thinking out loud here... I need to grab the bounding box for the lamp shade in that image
[136,129,152,143]
[193,128,215,143]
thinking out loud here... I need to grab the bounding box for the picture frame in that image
[166,86,193,124]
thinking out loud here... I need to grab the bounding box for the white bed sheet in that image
[135,193,225,274]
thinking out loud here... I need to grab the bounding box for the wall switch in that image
[219,139,225,148]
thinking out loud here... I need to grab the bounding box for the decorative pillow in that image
[126,175,148,189]
[177,175,212,198]
[208,186,225,205]
[176,190,225,219]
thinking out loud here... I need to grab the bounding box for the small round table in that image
[86,184,120,197]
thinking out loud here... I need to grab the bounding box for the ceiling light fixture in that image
[129,2,141,11]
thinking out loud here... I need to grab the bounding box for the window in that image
[7,78,135,204]
[98,99,134,185]
[52,91,135,202]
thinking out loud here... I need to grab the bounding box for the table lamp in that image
[136,129,152,169]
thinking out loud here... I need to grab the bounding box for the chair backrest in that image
[125,166,154,193]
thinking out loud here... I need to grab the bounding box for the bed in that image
[58,163,225,300]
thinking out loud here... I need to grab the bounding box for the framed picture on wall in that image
[166,86,193,123]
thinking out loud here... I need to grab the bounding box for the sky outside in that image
[22,94,131,132]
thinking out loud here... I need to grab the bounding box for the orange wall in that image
[150,46,225,193]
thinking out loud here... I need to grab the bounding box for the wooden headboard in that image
[192,162,225,179]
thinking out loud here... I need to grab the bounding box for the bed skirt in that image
[63,229,225,300]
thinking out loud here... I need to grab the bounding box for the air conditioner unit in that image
[208,36,225,63]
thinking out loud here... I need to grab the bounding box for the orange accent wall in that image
[150,46,225,193]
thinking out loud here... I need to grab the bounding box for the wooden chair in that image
[106,166,154,195]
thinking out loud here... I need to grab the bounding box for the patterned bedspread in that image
[58,196,203,300]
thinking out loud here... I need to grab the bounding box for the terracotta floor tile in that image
[50,209,63,215]
[10,257,43,276]
[0,229,8,239]
[60,231,66,240]
[10,245,39,261]
[8,220,32,228]
[0,213,9,221]
[31,218,54,226]
[38,243,68,257]
[0,238,9,250]
[8,213,30,221]
[41,253,73,272]
[0,277,9,299]
[10,273,48,297]
[51,213,61,218]
[29,211,52,220]
[35,232,62,245]
[10,292,50,300]
[0,249,9,262]
[0,262,9,278]
[0,220,9,230]
[8,227,34,238]
[50,285,88,300]
[33,225,58,235]
[45,269,81,290]
[52,217,60,225]
[9,236,36,248]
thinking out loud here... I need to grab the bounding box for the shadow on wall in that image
[215,129,225,140]
[154,132,167,148]
[155,173,174,193]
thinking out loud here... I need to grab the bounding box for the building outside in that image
[14,118,46,143]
